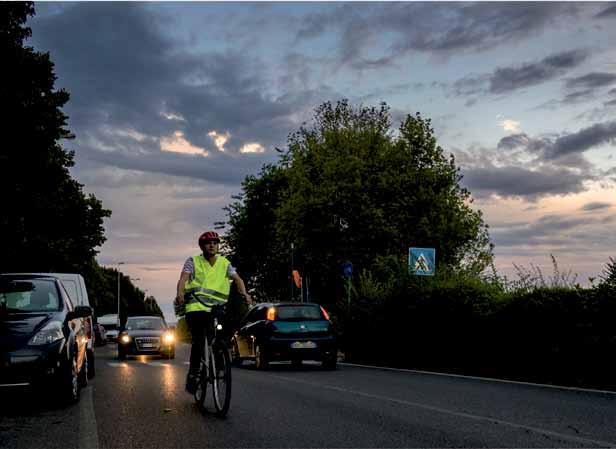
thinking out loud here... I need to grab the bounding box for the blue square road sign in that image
[409,247,436,276]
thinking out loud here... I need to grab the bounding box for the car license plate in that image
[142,343,154,348]
[291,341,317,349]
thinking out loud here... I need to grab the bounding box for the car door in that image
[59,282,86,370]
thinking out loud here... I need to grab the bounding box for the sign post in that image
[342,261,353,310]
[408,248,436,276]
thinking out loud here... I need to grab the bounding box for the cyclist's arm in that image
[229,272,252,304]
[176,271,191,305]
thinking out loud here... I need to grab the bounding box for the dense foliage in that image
[342,255,616,390]
[221,100,493,305]
[0,2,110,273]
[0,3,162,320]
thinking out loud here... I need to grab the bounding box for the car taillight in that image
[320,306,330,321]
[86,317,93,339]
[266,307,276,321]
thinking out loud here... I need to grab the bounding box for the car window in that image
[126,317,164,330]
[276,305,322,321]
[61,279,79,306]
[0,279,61,312]
[58,282,74,311]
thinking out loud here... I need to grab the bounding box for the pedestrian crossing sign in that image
[409,247,436,276]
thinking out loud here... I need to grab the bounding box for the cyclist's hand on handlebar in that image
[242,293,253,305]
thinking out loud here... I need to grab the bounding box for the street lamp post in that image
[116,262,125,327]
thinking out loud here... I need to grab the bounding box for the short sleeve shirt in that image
[182,256,237,281]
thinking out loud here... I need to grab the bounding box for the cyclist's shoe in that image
[185,373,198,394]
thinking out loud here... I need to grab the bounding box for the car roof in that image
[127,315,164,320]
[0,274,60,281]
[254,302,320,308]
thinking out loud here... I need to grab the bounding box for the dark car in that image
[231,302,337,370]
[0,274,91,403]
[117,316,175,360]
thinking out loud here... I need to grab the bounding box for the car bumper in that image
[118,340,175,356]
[265,336,336,362]
[0,340,65,387]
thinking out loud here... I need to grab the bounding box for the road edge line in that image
[340,362,616,396]
[79,386,99,449]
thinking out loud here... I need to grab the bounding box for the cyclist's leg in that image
[185,311,209,393]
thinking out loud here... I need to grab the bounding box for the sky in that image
[26,2,616,323]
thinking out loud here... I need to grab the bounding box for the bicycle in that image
[193,304,232,417]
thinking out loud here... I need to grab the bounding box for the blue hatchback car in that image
[231,302,337,370]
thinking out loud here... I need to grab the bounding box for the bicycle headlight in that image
[29,321,64,345]
[216,324,223,331]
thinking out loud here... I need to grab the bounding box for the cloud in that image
[161,131,208,156]
[546,121,616,159]
[499,119,521,133]
[565,72,616,90]
[461,164,588,200]
[29,3,327,186]
[497,133,531,150]
[595,4,616,18]
[297,3,583,69]
[496,121,616,162]
[581,202,612,211]
[453,49,590,97]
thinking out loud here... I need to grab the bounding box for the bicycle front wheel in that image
[194,362,207,413]
[210,341,232,417]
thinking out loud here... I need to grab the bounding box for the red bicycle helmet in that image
[198,231,220,247]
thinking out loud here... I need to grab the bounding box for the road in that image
[1,343,615,448]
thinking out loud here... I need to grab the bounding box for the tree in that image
[222,100,493,305]
[0,2,110,273]
[219,163,291,302]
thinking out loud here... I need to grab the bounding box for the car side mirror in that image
[67,305,91,320]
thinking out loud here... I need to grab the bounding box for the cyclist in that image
[176,230,252,394]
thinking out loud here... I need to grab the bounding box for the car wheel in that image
[255,344,268,370]
[231,342,243,367]
[59,353,80,404]
[169,349,175,359]
[87,348,95,379]
[78,352,88,388]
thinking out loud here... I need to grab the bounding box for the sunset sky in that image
[27,2,616,322]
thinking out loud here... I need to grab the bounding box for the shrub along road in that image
[1,343,615,448]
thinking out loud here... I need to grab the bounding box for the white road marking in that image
[79,386,99,449]
[341,362,616,396]
[269,373,616,448]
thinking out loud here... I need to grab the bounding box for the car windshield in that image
[276,305,323,321]
[0,278,60,312]
[126,317,164,330]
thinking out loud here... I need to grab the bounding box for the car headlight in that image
[163,333,174,344]
[120,334,131,344]
[29,321,64,345]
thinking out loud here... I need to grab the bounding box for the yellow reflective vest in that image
[184,254,231,313]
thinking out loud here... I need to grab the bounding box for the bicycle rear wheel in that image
[211,341,232,417]
[194,360,207,412]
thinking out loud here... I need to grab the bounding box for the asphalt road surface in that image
[1,343,615,448]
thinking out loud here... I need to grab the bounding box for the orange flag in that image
[292,270,302,288]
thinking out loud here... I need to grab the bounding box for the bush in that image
[340,256,616,390]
